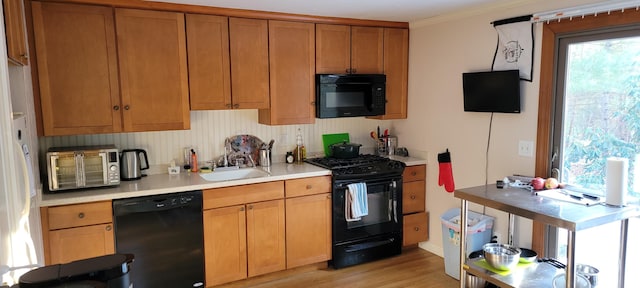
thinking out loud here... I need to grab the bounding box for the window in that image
[552,27,640,287]
[553,30,640,197]
[536,9,640,288]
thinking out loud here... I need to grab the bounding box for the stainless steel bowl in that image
[576,264,599,287]
[482,243,521,271]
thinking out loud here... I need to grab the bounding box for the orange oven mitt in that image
[438,149,455,192]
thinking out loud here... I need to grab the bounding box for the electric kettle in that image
[120,149,149,180]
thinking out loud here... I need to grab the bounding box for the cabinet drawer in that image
[403,212,428,246]
[47,201,113,230]
[203,181,284,209]
[403,180,425,214]
[285,176,331,198]
[403,165,426,182]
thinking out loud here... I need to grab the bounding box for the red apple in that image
[544,178,559,189]
[531,177,545,190]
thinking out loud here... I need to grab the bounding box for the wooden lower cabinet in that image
[284,176,332,268]
[402,165,429,246]
[246,200,286,277]
[202,182,286,287]
[203,177,331,286]
[403,212,429,246]
[285,192,332,268]
[48,223,114,264]
[203,200,285,286]
[40,201,114,265]
[203,204,247,286]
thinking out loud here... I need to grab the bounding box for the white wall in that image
[400,0,605,256]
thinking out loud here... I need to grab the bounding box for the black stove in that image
[306,154,405,268]
[305,154,405,180]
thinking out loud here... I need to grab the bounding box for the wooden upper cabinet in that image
[376,27,409,120]
[316,24,383,74]
[186,14,231,110]
[229,17,269,109]
[115,8,190,132]
[350,26,383,74]
[315,24,350,74]
[3,0,28,65]
[32,2,122,136]
[259,20,315,125]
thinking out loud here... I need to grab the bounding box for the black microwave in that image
[316,74,386,118]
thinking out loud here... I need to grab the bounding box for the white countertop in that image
[39,156,427,207]
[40,163,331,207]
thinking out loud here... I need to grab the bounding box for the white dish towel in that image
[345,182,368,222]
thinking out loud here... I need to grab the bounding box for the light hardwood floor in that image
[217,248,460,288]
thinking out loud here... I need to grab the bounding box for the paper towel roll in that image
[606,157,628,206]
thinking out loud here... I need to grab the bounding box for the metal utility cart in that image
[454,184,640,288]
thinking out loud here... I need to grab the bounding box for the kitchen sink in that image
[199,167,270,182]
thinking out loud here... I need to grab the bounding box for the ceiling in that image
[148,0,519,22]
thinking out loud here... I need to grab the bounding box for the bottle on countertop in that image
[190,149,198,172]
[294,128,306,164]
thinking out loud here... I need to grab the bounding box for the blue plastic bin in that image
[441,208,494,280]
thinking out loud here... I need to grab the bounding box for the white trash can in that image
[441,208,494,280]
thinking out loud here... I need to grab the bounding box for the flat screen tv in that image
[462,70,521,113]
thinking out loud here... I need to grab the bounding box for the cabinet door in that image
[3,0,28,65]
[350,26,383,74]
[186,14,231,110]
[229,17,269,109]
[403,180,426,214]
[380,28,409,119]
[315,24,350,74]
[259,20,315,125]
[32,2,121,136]
[246,199,285,277]
[285,193,332,268]
[403,212,428,246]
[48,223,114,264]
[203,205,247,287]
[116,8,190,132]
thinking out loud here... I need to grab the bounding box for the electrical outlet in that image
[493,233,501,243]
[518,140,534,157]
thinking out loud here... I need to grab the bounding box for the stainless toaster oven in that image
[46,145,120,192]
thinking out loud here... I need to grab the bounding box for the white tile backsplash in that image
[39,109,390,167]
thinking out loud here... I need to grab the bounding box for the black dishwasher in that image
[113,191,204,288]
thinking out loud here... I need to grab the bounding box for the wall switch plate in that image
[518,140,534,157]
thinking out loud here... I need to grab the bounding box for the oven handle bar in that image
[392,180,398,223]
[334,176,401,187]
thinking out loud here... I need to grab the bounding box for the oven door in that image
[332,176,403,243]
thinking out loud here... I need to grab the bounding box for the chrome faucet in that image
[223,138,229,167]
[247,155,256,168]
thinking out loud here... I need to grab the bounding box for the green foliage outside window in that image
[562,37,640,196]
